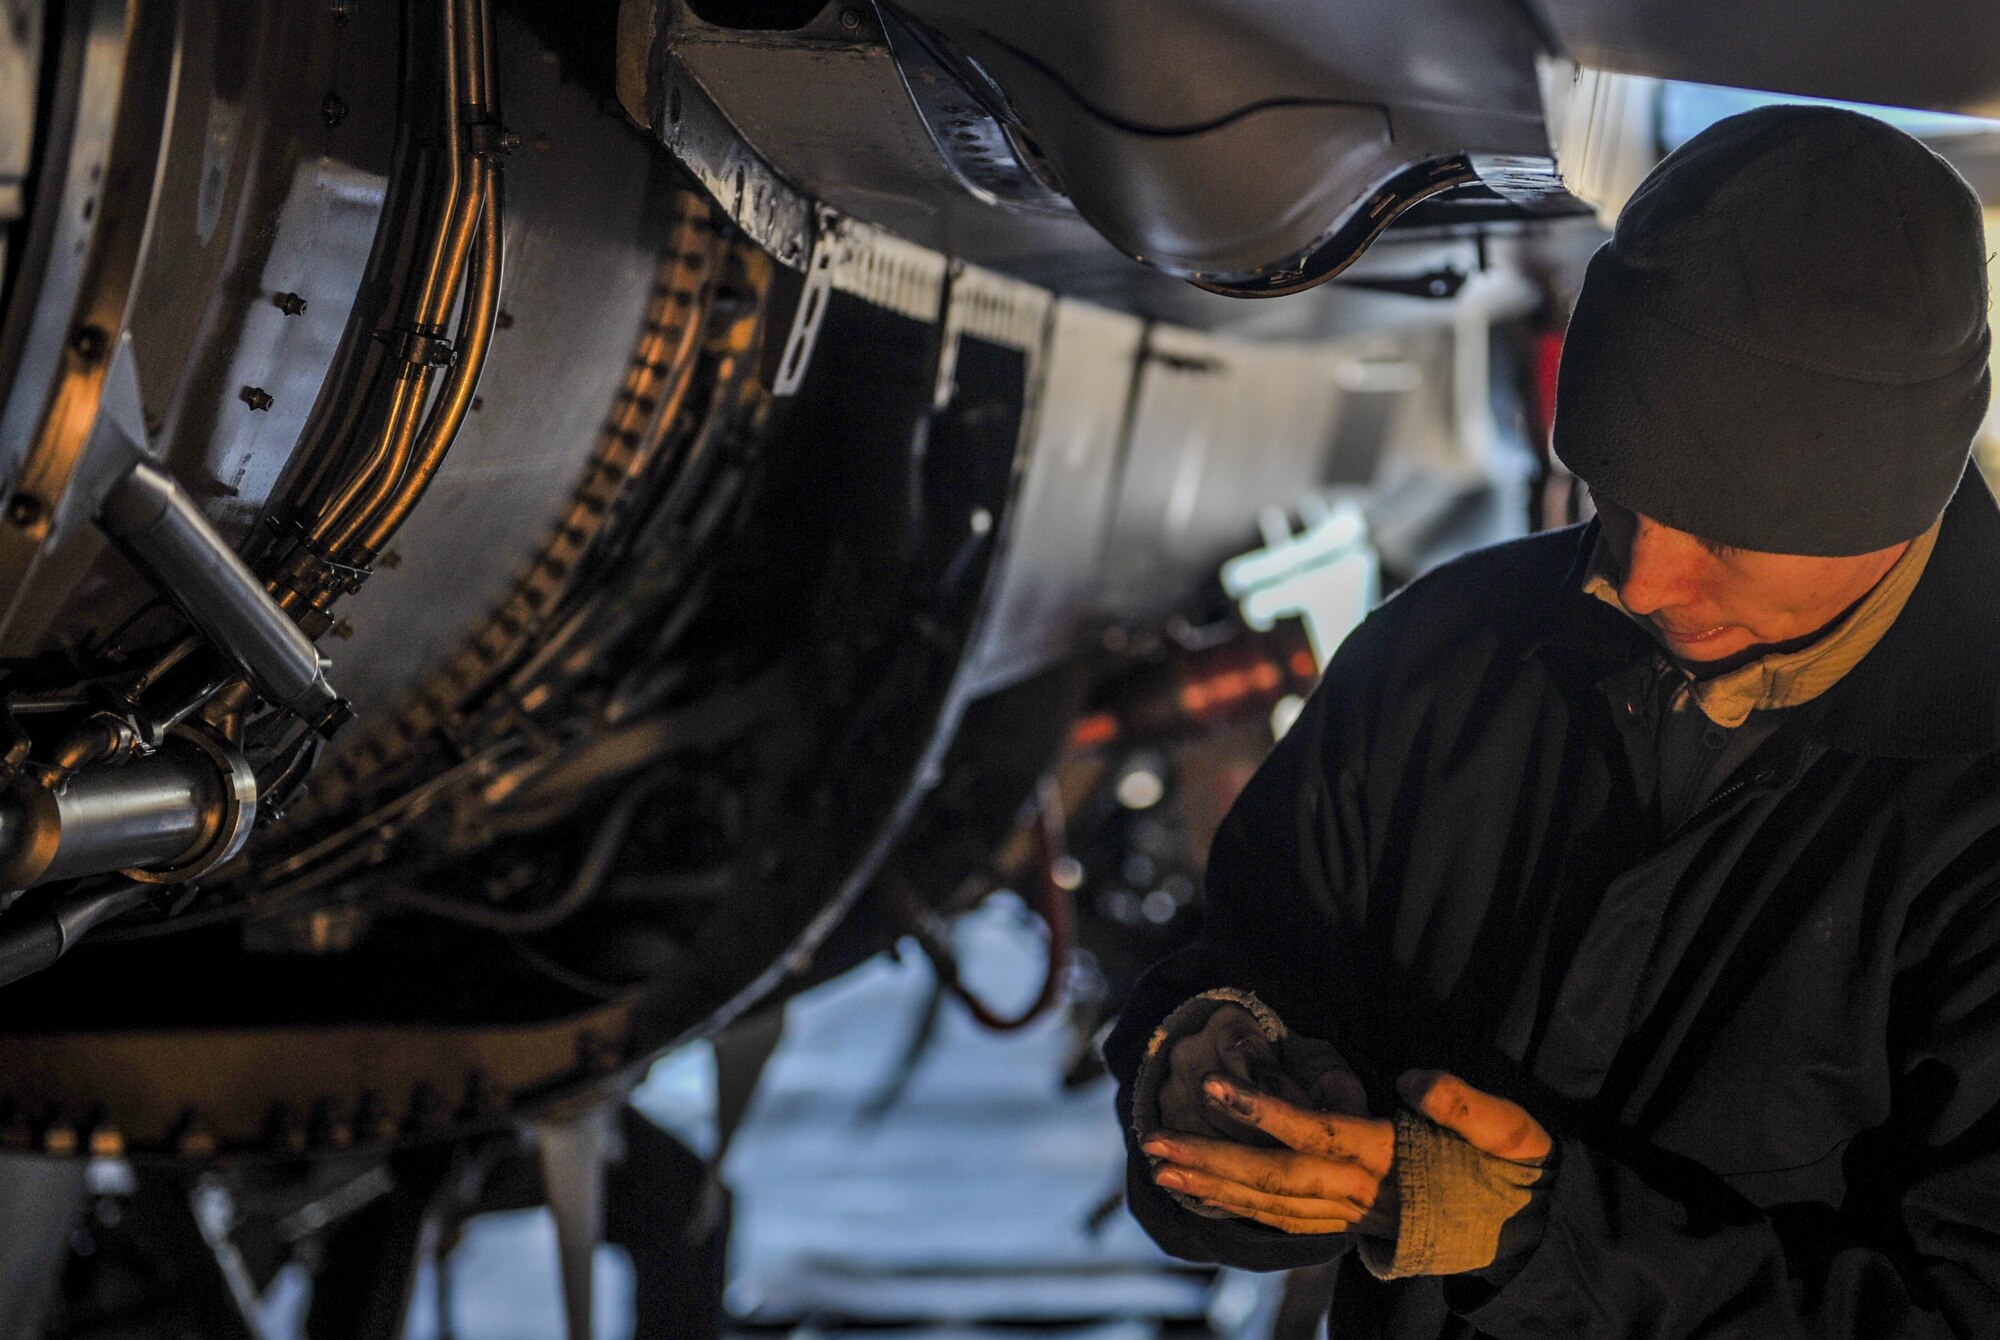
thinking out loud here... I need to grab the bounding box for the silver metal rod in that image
[0,748,215,890]
[0,882,150,991]
[99,459,340,722]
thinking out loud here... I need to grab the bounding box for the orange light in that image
[1069,712,1119,749]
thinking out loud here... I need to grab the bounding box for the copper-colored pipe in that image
[460,0,490,111]
[405,0,470,340]
[317,165,480,555]
[320,0,501,566]
[346,0,503,560]
[359,165,501,556]
[312,0,469,550]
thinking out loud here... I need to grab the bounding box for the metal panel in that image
[959,299,1140,695]
[1532,0,2000,118]
[1098,327,1361,618]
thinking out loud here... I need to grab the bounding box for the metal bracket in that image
[535,1103,618,1340]
[771,226,835,396]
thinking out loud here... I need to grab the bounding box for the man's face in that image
[1593,495,1911,665]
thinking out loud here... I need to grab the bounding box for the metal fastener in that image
[240,386,274,411]
[275,291,308,315]
[69,324,106,364]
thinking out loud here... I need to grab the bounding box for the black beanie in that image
[1554,105,1992,556]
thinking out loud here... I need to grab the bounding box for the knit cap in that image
[1555,105,1991,556]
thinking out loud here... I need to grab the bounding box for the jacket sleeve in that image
[1456,881,2000,1339]
[1105,625,1386,1272]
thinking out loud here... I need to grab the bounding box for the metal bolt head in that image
[840,7,861,28]
[275,291,308,315]
[240,386,274,411]
[68,324,106,364]
[6,493,44,529]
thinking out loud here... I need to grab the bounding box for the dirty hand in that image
[1142,1070,1551,1237]
[1156,1004,1368,1144]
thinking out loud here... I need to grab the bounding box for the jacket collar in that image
[1528,466,2000,759]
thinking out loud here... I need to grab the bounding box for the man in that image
[1107,105,1999,1337]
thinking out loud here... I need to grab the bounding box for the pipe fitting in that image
[0,727,256,893]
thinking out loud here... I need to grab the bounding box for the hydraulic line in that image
[0,883,152,991]
[313,0,501,567]
[384,783,648,935]
[310,0,465,549]
[358,163,501,557]
[892,782,1076,1032]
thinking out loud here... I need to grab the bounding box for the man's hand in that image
[1156,1004,1367,1144]
[1141,1069,1551,1237]
[1398,1069,1552,1163]
[1144,1075,1399,1235]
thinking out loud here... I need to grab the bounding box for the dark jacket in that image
[1108,468,2000,1338]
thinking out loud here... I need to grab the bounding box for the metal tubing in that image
[319,361,437,557]
[312,361,426,549]
[322,172,484,560]
[0,882,151,990]
[360,164,501,555]
[100,459,338,718]
[313,0,473,554]
[404,0,467,336]
[326,0,501,563]
[0,750,212,890]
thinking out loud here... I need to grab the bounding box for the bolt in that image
[240,386,274,411]
[275,291,308,315]
[68,324,106,364]
[839,7,861,28]
[7,494,43,529]
[497,130,523,153]
[321,90,348,127]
